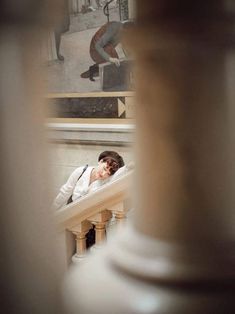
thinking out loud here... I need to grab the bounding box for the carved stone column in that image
[94,222,106,246]
[73,232,87,255]
[110,202,128,231]
[70,220,93,262]
[64,1,235,313]
[114,211,126,227]
[105,202,128,241]
[88,210,112,249]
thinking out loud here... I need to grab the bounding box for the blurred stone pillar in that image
[0,1,65,313]
[133,0,235,279]
[64,1,235,313]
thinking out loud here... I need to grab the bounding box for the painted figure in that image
[81,20,133,81]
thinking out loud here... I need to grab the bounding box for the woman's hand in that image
[109,57,120,67]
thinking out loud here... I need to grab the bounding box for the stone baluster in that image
[93,222,106,247]
[109,202,128,233]
[114,211,126,227]
[70,220,93,263]
[72,232,87,258]
[88,209,112,248]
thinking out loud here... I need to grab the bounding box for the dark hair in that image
[98,151,124,167]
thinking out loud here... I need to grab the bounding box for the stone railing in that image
[55,166,133,264]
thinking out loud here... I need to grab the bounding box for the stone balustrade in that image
[55,167,133,265]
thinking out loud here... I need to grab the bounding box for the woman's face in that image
[96,161,111,180]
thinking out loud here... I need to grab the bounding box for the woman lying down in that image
[53,151,125,210]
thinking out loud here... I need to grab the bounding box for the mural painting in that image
[42,0,136,95]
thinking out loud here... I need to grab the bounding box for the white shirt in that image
[53,165,129,210]
[53,166,109,210]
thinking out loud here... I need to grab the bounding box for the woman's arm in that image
[52,167,84,210]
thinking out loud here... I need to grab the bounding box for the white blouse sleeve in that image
[52,167,84,210]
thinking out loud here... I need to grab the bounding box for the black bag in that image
[86,225,96,248]
[66,165,88,205]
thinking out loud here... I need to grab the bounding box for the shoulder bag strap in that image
[76,164,88,182]
[66,164,88,205]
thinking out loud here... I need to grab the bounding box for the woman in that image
[53,151,124,210]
